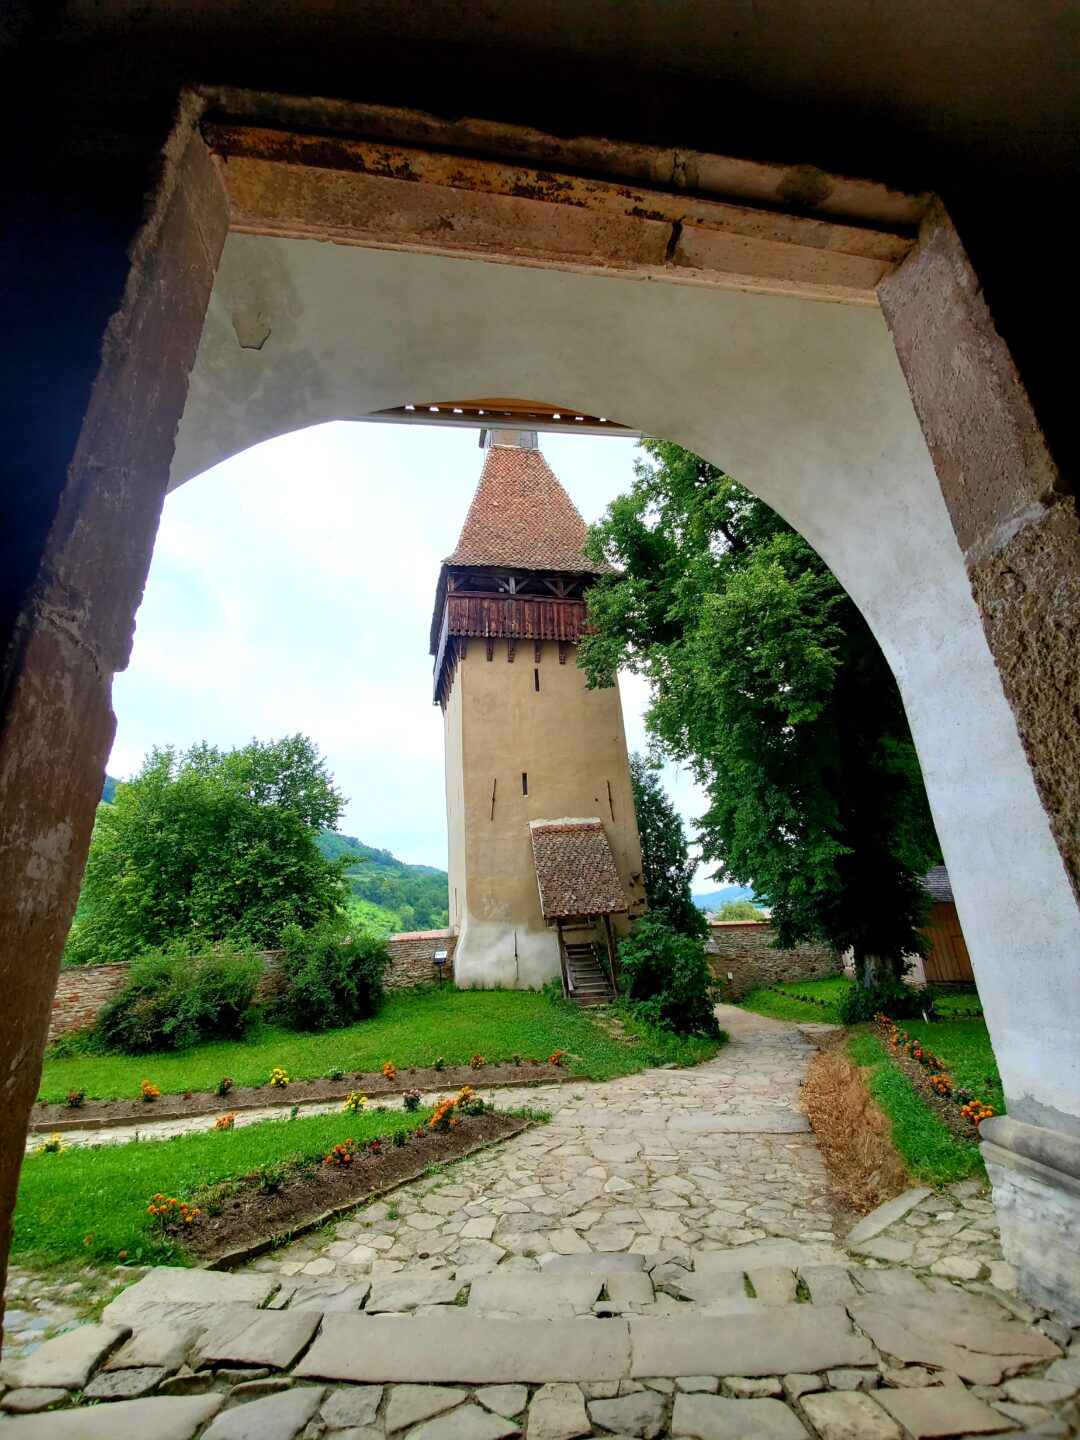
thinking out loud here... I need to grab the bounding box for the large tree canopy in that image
[629,753,706,938]
[66,735,348,964]
[580,440,940,978]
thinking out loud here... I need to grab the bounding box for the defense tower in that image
[431,429,645,994]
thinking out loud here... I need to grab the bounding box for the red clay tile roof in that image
[530,819,630,920]
[448,444,598,572]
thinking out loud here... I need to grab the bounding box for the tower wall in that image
[443,638,644,989]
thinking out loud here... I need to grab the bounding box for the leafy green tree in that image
[581,440,940,983]
[714,898,767,921]
[66,736,348,964]
[629,754,706,937]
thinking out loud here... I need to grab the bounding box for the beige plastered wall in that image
[442,637,644,988]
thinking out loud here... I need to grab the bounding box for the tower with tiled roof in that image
[432,430,645,993]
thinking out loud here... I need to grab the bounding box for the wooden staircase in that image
[564,938,615,1007]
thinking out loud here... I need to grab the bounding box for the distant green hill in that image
[693,885,758,911]
[316,832,449,935]
[99,776,449,939]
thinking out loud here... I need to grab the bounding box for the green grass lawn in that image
[738,975,851,1024]
[894,1013,1004,1115]
[16,1105,423,1269]
[39,988,722,1102]
[848,1009,1003,1184]
[847,1029,984,1183]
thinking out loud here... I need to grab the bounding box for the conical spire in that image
[448,437,595,573]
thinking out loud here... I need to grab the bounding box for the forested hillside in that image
[316,831,450,935]
[97,775,450,941]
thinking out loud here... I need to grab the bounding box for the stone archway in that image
[1,98,1076,1320]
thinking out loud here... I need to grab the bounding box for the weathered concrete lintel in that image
[200,87,929,230]
[203,117,917,305]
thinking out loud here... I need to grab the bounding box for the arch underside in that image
[172,226,1078,1138]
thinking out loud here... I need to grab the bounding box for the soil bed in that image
[182,1110,530,1266]
[33,1063,573,1133]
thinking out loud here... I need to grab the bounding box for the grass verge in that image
[738,976,851,1024]
[15,1106,422,1269]
[39,987,723,1102]
[848,1029,984,1183]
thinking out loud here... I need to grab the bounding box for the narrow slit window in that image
[534,668,540,692]
[521,772,528,796]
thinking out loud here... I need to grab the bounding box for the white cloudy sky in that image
[110,421,721,891]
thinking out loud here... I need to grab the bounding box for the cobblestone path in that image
[3,1007,1078,1436]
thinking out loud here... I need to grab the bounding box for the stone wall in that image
[706,922,841,1002]
[46,963,131,1043]
[382,930,457,991]
[48,930,458,1043]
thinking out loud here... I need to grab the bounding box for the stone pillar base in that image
[981,1115,1080,1323]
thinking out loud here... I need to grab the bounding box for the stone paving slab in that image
[408,1403,521,1439]
[467,1271,602,1316]
[366,1273,460,1313]
[873,1385,1019,1436]
[295,1315,632,1384]
[800,1390,905,1439]
[201,1385,324,1439]
[384,1385,468,1431]
[628,1308,877,1378]
[103,1321,203,1371]
[845,1187,932,1246]
[669,1391,809,1437]
[0,1324,129,1390]
[0,1394,224,1438]
[193,1306,321,1370]
[102,1267,277,1330]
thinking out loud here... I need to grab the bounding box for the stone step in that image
[291,1307,876,1386]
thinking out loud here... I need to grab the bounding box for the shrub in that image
[402,1089,422,1112]
[839,971,935,1025]
[95,943,261,1055]
[276,919,390,1032]
[65,1087,86,1109]
[617,912,720,1037]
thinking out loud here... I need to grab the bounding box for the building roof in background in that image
[922,865,954,903]
[448,443,599,573]
[530,818,629,920]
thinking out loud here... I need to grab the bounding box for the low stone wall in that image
[47,962,131,1042]
[706,921,841,1002]
[383,929,457,991]
[49,930,458,1043]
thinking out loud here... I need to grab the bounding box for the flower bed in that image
[31,1059,574,1133]
[183,1106,530,1265]
[875,1014,995,1140]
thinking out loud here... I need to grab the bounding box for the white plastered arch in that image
[172,236,1080,1135]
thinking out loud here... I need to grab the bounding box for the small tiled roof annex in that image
[530,818,630,921]
[921,865,954,903]
[448,443,599,573]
